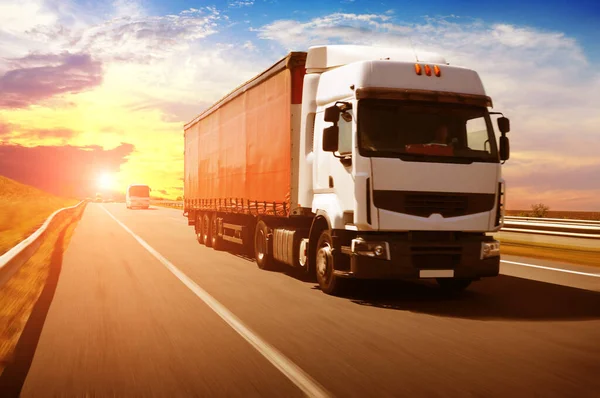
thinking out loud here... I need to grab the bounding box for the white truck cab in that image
[300,46,508,292]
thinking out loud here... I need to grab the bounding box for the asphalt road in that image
[10,204,600,397]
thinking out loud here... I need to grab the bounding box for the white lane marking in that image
[501,260,600,278]
[101,206,330,398]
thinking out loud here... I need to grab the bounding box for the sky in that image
[0,0,599,210]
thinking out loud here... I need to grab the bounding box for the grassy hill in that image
[0,176,78,256]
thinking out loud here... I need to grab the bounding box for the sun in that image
[98,172,116,190]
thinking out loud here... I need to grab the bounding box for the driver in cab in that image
[405,124,455,156]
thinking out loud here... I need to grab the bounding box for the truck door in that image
[313,107,355,227]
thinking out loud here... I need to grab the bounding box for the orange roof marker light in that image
[414,63,422,75]
[434,65,441,77]
[425,64,432,76]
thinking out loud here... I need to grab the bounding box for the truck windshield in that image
[129,186,150,197]
[358,99,499,164]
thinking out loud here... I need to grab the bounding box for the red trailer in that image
[184,52,307,249]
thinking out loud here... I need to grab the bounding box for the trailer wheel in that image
[211,213,223,250]
[315,230,345,296]
[203,213,212,247]
[254,220,275,270]
[195,213,204,244]
[436,278,472,294]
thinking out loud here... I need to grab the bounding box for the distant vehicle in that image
[126,184,150,209]
[183,45,511,296]
[95,193,102,203]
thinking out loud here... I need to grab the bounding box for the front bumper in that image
[336,232,500,280]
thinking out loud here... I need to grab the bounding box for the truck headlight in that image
[481,240,500,259]
[351,238,391,260]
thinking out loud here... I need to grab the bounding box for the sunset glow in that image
[0,0,598,210]
[97,173,116,190]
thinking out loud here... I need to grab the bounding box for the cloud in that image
[0,52,103,108]
[0,142,135,197]
[256,13,398,48]
[242,40,256,51]
[0,0,58,33]
[229,0,254,7]
[0,1,258,122]
[505,186,600,212]
[0,2,222,66]
[0,122,10,136]
[257,14,600,210]
[0,122,77,141]
[111,0,145,18]
[125,98,212,123]
[70,7,222,63]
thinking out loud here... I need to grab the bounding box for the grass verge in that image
[0,176,78,256]
[500,240,600,268]
[0,204,85,377]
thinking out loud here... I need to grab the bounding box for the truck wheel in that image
[315,230,345,296]
[195,213,204,244]
[254,220,275,270]
[436,278,472,294]
[203,214,212,247]
[211,213,223,250]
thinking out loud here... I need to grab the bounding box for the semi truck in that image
[183,45,511,296]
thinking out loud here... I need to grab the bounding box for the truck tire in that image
[436,278,472,294]
[315,230,346,296]
[203,213,212,247]
[211,213,223,250]
[254,220,275,270]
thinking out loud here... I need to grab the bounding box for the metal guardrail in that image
[0,200,86,288]
[151,200,183,208]
[502,217,600,239]
[504,216,600,226]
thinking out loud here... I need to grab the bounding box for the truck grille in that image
[373,190,495,218]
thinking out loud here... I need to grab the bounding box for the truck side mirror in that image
[497,117,510,134]
[499,135,510,161]
[323,126,339,152]
[324,106,340,123]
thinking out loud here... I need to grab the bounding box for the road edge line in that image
[501,260,600,278]
[101,206,331,398]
